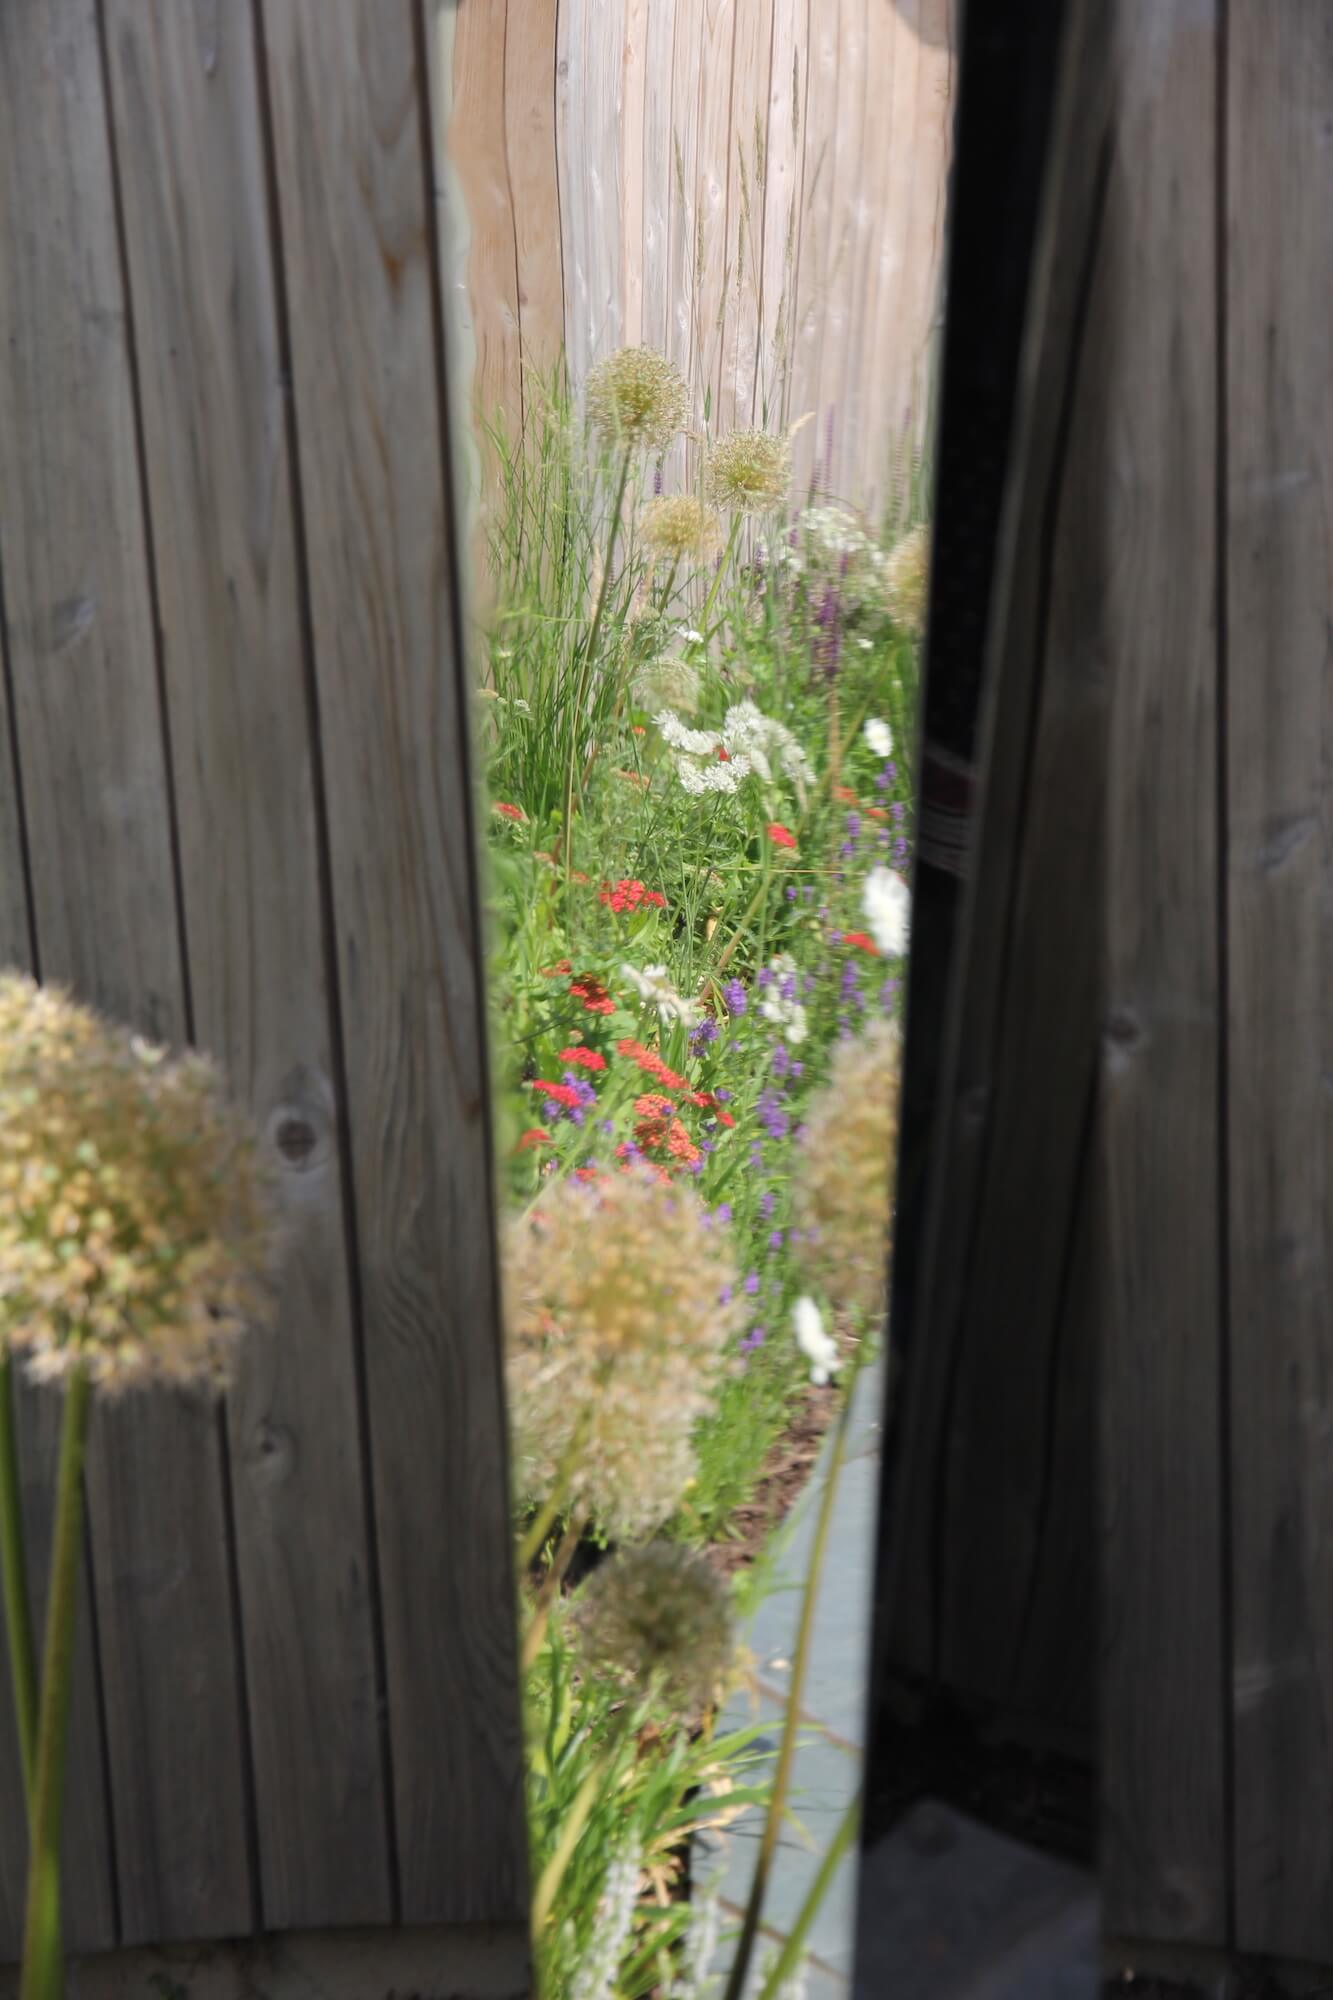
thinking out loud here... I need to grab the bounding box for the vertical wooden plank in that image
[445,0,523,447]
[690,0,739,432]
[504,0,565,382]
[884,0,954,520]
[556,0,626,390]
[1101,0,1226,1945]
[259,0,525,1922]
[1226,1,1333,1963]
[0,0,253,1950]
[810,0,868,501]
[759,0,807,432]
[716,0,774,436]
[790,2,834,497]
[640,0,677,362]
[663,0,704,490]
[843,0,899,515]
[102,0,394,1930]
[620,0,650,352]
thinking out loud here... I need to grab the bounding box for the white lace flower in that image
[621,963,703,1028]
[792,1297,838,1386]
[656,709,723,756]
[862,866,911,958]
[758,955,809,1044]
[863,716,893,758]
[676,755,751,795]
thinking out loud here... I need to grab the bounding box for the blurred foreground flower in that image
[0,972,278,1393]
[884,524,930,640]
[861,865,911,958]
[794,1019,901,1319]
[586,346,689,453]
[640,494,723,563]
[503,1169,742,1534]
[863,716,893,759]
[792,1296,839,1386]
[574,1541,735,1714]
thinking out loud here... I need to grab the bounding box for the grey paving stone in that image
[851,1800,1099,2000]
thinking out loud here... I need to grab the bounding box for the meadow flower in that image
[884,523,930,638]
[862,866,911,958]
[492,800,526,823]
[794,1020,902,1318]
[675,756,751,796]
[767,823,797,850]
[570,973,617,1016]
[621,963,703,1028]
[723,700,815,795]
[615,1039,687,1089]
[705,428,792,514]
[793,1295,839,1385]
[575,1541,735,1715]
[560,1047,607,1071]
[585,345,689,451]
[863,716,893,759]
[640,494,723,562]
[758,955,808,1044]
[570,1844,643,2000]
[0,973,278,1393]
[655,711,721,757]
[841,931,880,956]
[599,878,667,914]
[632,653,701,715]
[516,1128,553,1152]
[722,979,748,1016]
[504,1169,741,1533]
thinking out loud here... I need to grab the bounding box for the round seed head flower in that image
[0,973,279,1393]
[884,524,930,639]
[640,494,723,564]
[705,429,792,515]
[631,653,702,716]
[586,345,690,452]
[573,1540,735,1714]
[502,1169,743,1534]
[793,1019,901,1319]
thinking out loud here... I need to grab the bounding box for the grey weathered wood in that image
[1225,0,1333,1962]
[258,0,525,1923]
[877,0,1111,1732]
[102,0,393,1930]
[1100,0,1226,1944]
[0,0,253,1952]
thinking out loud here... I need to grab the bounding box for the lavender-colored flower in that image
[802,885,815,903]
[756,1088,791,1142]
[759,1190,777,1220]
[771,1044,791,1081]
[895,838,911,865]
[780,973,797,1004]
[803,974,818,997]
[791,1060,804,1079]
[714,1202,733,1224]
[723,979,748,1016]
[885,760,898,783]
[741,1325,767,1352]
[880,979,898,1013]
[600,1119,616,1136]
[719,1283,733,1305]
[690,1017,721,1046]
[839,841,854,859]
[713,1087,732,1103]
[768,1230,783,1252]
[891,801,907,822]
[744,1271,760,1297]
[757,967,774,992]
[749,1143,764,1168]
[878,832,892,850]
[841,963,860,998]
[785,885,797,902]
[875,770,890,792]
[846,812,861,839]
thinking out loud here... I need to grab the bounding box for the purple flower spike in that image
[744,1271,761,1297]
[723,978,748,1015]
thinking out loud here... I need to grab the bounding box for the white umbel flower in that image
[792,1296,838,1385]
[621,962,703,1028]
[863,716,893,759]
[677,755,752,796]
[862,866,911,958]
[656,710,722,757]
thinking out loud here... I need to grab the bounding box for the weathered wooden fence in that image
[436,0,956,521]
[872,0,1333,1978]
[0,1,524,1987]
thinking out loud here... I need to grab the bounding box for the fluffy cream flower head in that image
[585,346,690,452]
[884,524,930,639]
[574,1541,735,1714]
[640,494,723,563]
[0,973,279,1393]
[794,1020,902,1319]
[705,429,792,515]
[503,1168,742,1535]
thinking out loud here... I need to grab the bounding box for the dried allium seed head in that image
[639,494,723,564]
[503,1167,742,1534]
[631,654,702,716]
[0,972,280,1393]
[574,1541,735,1714]
[705,429,792,515]
[793,1020,901,1318]
[884,524,930,640]
[585,346,690,452]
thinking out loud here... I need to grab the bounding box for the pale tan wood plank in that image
[716,0,775,435]
[556,0,627,390]
[690,0,739,433]
[0,0,252,1949]
[620,0,650,351]
[504,0,565,380]
[1226,0,1333,1962]
[662,0,705,492]
[789,3,834,499]
[445,0,523,447]
[259,0,525,1922]
[1101,0,1227,1943]
[807,0,866,503]
[759,0,807,432]
[102,0,394,1930]
[640,0,678,362]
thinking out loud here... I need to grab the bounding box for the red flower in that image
[559,1046,606,1071]
[573,1166,602,1183]
[634,1093,675,1119]
[666,1119,701,1166]
[864,806,886,821]
[598,878,668,915]
[569,974,615,1015]
[530,1079,582,1109]
[631,725,646,735]
[841,930,881,956]
[616,1040,686,1089]
[767,823,797,849]
[833,785,859,805]
[516,1128,552,1151]
[540,958,573,977]
[718,746,731,762]
[643,890,667,907]
[492,801,526,822]
[686,1089,736,1129]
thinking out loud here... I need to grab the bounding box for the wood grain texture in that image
[102,0,393,1930]
[1225,0,1333,1961]
[690,0,739,431]
[639,0,678,363]
[715,0,773,435]
[446,0,523,446]
[0,0,252,1951]
[505,0,565,380]
[1100,0,1227,1944]
[259,0,525,1923]
[555,0,627,390]
[760,0,807,433]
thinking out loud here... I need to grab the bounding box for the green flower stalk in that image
[0,972,279,2000]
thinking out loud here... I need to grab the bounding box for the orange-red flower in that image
[569,974,615,1015]
[530,1079,583,1109]
[841,931,880,956]
[833,785,859,805]
[599,878,668,914]
[767,823,797,850]
[540,959,573,977]
[516,1128,552,1151]
[559,1046,607,1070]
[493,801,526,822]
[616,1039,686,1089]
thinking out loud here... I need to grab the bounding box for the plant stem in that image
[753,1792,860,2000]
[20,1365,89,2000]
[515,1418,591,1574]
[0,1352,38,1811]
[721,1369,857,2000]
[699,516,742,635]
[530,1703,637,1940]
[563,446,635,876]
[520,1508,586,1674]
